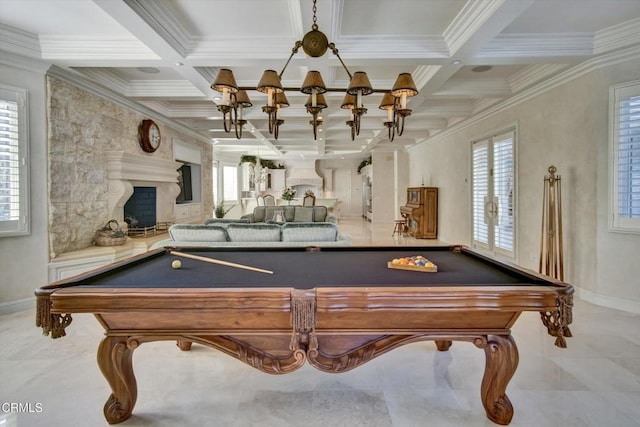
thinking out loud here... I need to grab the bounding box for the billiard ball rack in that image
[387,261,437,273]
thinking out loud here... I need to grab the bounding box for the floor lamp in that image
[539,165,564,280]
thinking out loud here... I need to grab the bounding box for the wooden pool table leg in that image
[481,334,518,425]
[176,339,193,351]
[435,340,452,351]
[97,336,138,424]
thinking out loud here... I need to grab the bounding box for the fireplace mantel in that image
[106,151,181,182]
[105,151,181,225]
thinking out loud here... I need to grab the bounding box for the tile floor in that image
[1,218,639,426]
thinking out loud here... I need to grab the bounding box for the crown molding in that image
[409,46,640,149]
[0,50,50,74]
[508,63,568,93]
[411,65,442,91]
[71,69,204,99]
[194,66,218,83]
[409,117,448,130]
[443,0,507,55]
[72,68,130,94]
[594,17,640,55]
[139,100,216,118]
[478,33,594,58]
[330,0,344,42]
[39,36,158,60]
[125,80,205,97]
[420,101,473,117]
[288,0,304,37]
[46,66,210,145]
[0,24,41,59]
[123,0,194,56]
[472,97,503,115]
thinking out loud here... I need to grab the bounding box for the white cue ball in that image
[171,260,182,269]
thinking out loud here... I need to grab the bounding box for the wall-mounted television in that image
[176,164,192,203]
[176,163,201,204]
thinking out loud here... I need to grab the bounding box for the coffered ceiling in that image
[1,0,639,160]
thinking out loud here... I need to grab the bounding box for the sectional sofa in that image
[150,221,351,249]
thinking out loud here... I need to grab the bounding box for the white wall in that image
[316,158,366,217]
[0,56,49,311]
[318,152,410,223]
[395,150,410,218]
[408,56,640,312]
[371,152,391,223]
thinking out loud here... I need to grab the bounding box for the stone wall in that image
[47,76,212,258]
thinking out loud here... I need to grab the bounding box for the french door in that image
[471,129,516,258]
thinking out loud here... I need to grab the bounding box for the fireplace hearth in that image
[124,187,157,228]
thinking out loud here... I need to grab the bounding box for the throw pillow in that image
[267,208,287,223]
[293,206,314,222]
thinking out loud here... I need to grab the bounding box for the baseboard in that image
[0,297,34,316]
[576,287,640,314]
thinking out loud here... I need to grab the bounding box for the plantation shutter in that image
[0,85,29,235]
[617,94,640,220]
[0,98,19,220]
[472,139,490,248]
[471,130,515,257]
[493,131,514,253]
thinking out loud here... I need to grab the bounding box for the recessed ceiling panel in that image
[502,0,640,33]
[168,0,297,37]
[0,0,132,36]
[340,0,466,36]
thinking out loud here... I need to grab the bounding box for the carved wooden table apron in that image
[37,284,572,426]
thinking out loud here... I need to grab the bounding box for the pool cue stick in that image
[548,172,555,278]
[539,177,547,274]
[557,173,564,281]
[169,251,273,274]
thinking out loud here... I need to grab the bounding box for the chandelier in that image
[211,0,418,142]
[253,159,267,186]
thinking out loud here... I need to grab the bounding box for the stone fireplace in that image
[106,151,181,231]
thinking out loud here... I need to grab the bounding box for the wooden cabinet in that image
[401,187,438,239]
[174,203,202,223]
[267,169,286,194]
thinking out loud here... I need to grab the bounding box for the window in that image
[610,81,640,233]
[0,85,29,236]
[471,129,515,257]
[222,164,238,202]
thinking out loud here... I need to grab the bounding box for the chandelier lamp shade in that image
[210,0,418,142]
[378,72,418,142]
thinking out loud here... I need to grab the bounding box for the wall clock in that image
[138,119,161,153]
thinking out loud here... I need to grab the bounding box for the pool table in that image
[35,245,573,425]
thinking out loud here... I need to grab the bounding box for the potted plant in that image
[357,156,372,174]
[214,201,236,218]
[239,155,257,165]
[281,187,296,204]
